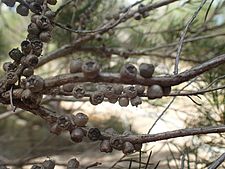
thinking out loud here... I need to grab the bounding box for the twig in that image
[144,151,152,169]
[174,0,207,75]
[208,153,225,169]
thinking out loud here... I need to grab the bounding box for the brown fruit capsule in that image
[147,85,163,99]
[42,160,55,169]
[62,83,74,92]
[119,96,129,107]
[89,91,104,105]
[47,0,57,5]
[31,40,43,56]
[74,112,89,127]
[134,12,142,20]
[72,85,85,99]
[103,85,118,99]
[29,2,42,14]
[70,128,84,143]
[21,54,39,67]
[123,142,135,154]
[67,158,79,169]
[6,72,18,85]
[36,16,51,30]
[114,84,123,95]
[23,67,34,77]
[2,0,16,7]
[9,48,23,62]
[82,60,100,78]
[100,140,113,153]
[110,137,123,150]
[26,75,44,92]
[135,85,145,94]
[88,128,102,141]
[39,31,51,43]
[139,63,155,78]
[57,115,71,130]
[70,59,83,73]
[28,23,40,35]
[31,14,40,23]
[3,62,14,72]
[21,40,32,54]
[130,96,142,107]
[120,64,137,80]
[123,86,137,98]
[16,4,29,16]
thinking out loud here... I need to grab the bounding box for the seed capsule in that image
[21,54,39,67]
[135,85,145,94]
[134,12,142,20]
[119,96,129,107]
[2,0,16,7]
[47,0,57,5]
[139,63,155,78]
[100,140,113,153]
[110,137,123,150]
[120,64,137,80]
[57,115,71,130]
[122,142,135,154]
[29,2,42,14]
[88,128,102,141]
[42,160,55,169]
[16,4,29,16]
[89,91,104,105]
[21,40,32,54]
[82,60,100,79]
[6,72,18,85]
[26,75,44,92]
[72,85,85,99]
[9,48,23,62]
[28,23,40,35]
[74,112,89,127]
[36,16,51,30]
[147,85,163,99]
[3,62,15,72]
[70,128,84,143]
[23,67,34,77]
[123,86,137,98]
[70,59,83,73]
[39,31,51,43]
[130,96,142,107]
[67,158,79,169]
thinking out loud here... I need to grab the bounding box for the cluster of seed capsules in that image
[1,0,57,107]
[50,112,142,154]
[62,59,171,107]
[0,159,80,169]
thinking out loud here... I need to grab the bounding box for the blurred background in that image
[0,0,225,168]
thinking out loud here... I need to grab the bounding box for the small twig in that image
[208,153,225,169]
[174,0,207,75]
[144,151,152,169]
[180,153,185,169]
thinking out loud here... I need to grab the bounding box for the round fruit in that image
[147,84,163,99]
[139,63,155,78]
